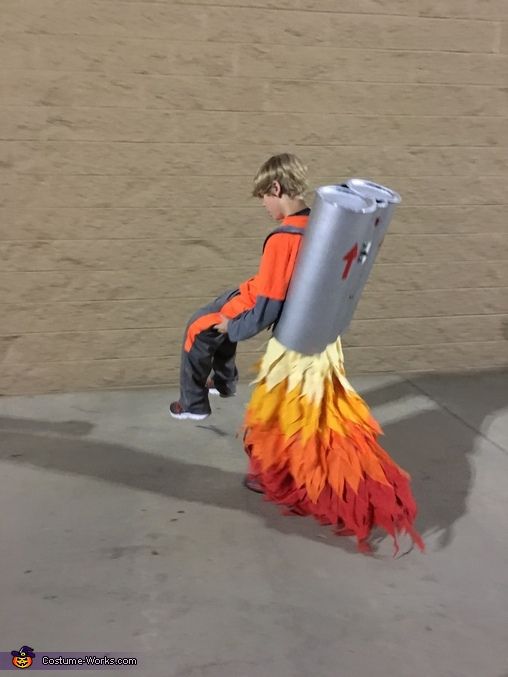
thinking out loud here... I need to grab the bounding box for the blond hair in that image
[252,153,308,198]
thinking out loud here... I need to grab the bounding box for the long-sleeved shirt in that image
[224,208,310,342]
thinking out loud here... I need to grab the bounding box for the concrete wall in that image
[1,0,507,394]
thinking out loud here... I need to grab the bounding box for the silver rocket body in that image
[273,180,401,356]
[338,179,401,332]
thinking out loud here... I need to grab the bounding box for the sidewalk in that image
[1,371,507,677]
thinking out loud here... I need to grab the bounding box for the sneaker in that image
[206,378,220,396]
[169,401,210,421]
[243,474,265,494]
[206,377,236,398]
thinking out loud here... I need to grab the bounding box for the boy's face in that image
[262,181,284,221]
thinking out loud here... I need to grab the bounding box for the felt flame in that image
[243,337,424,554]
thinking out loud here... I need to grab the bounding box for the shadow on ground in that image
[0,369,506,554]
[364,370,507,548]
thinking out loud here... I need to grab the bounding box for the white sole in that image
[169,410,210,421]
[208,386,236,398]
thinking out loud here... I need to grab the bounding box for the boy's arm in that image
[226,235,293,342]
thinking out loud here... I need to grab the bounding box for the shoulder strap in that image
[262,225,306,252]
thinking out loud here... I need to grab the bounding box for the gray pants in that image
[179,290,239,414]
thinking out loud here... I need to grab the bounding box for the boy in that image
[170,153,310,420]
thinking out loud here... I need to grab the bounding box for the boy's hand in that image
[214,315,230,334]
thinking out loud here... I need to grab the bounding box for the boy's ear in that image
[272,180,282,197]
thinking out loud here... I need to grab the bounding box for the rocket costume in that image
[243,180,424,553]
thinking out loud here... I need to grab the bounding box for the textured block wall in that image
[1,0,507,394]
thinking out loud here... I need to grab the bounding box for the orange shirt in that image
[184,211,310,350]
[221,213,309,319]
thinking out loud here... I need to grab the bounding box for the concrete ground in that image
[1,371,507,677]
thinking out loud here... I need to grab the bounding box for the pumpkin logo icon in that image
[11,646,35,669]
